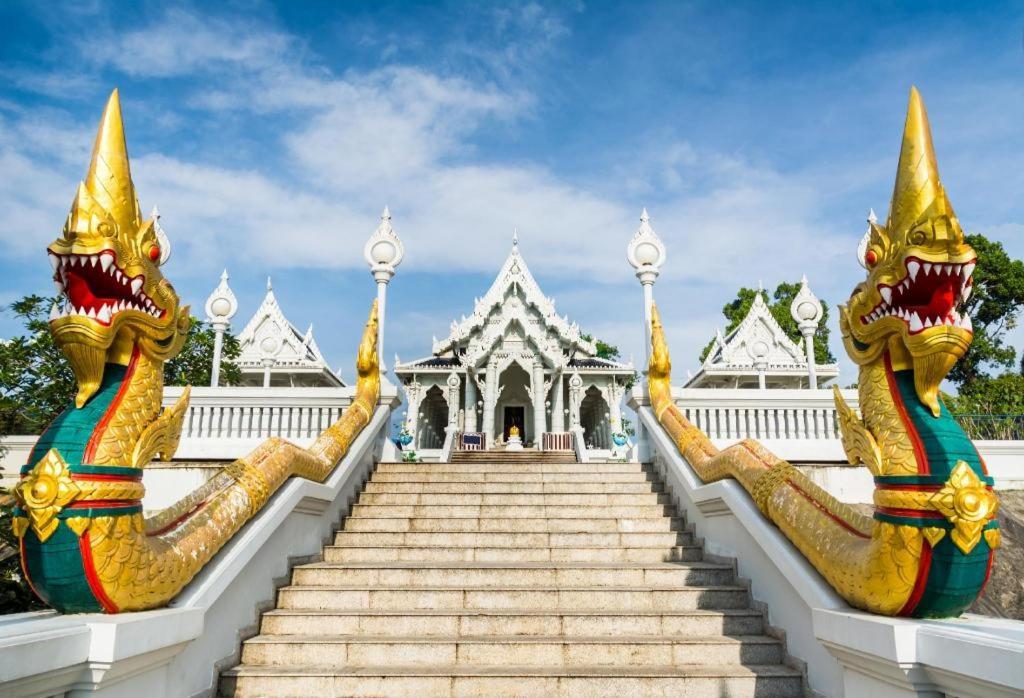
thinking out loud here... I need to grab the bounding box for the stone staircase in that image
[219,457,803,697]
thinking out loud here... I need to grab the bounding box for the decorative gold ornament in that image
[930,462,998,554]
[13,450,80,542]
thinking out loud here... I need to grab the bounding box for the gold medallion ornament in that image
[13,450,80,542]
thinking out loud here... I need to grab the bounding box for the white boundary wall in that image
[631,388,1024,697]
[0,385,399,698]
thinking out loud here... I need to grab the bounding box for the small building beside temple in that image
[394,236,634,458]
[235,278,344,387]
[686,283,838,389]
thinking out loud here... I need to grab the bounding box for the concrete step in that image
[219,663,803,697]
[376,462,646,474]
[363,481,662,494]
[258,608,766,637]
[357,492,671,505]
[349,503,675,518]
[371,472,655,483]
[240,633,785,667]
[332,531,690,548]
[291,562,731,588]
[342,516,686,533]
[323,545,704,563]
[276,585,751,611]
[451,450,577,455]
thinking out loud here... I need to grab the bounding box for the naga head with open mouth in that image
[840,87,974,417]
[48,90,190,407]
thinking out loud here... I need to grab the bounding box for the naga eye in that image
[865,249,878,267]
[147,244,161,262]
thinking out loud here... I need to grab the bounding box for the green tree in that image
[0,295,76,437]
[164,318,242,387]
[579,334,621,361]
[946,233,1024,388]
[699,282,836,364]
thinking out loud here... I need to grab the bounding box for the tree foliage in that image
[580,333,621,361]
[164,318,243,387]
[699,282,836,364]
[0,295,77,436]
[0,300,242,441]
[946,234,1024,388]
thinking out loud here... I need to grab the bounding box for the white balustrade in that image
[163,386,355,460]
[671,387,858,461]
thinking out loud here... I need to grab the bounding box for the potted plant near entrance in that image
[398,423,417,462]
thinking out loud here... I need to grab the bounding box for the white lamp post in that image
[363,207,404,374]
[259,336,280,388]
[625,208,667,375]
[790,275,824,389]
[204,269,238,387]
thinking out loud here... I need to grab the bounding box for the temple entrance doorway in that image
[502,406,525,442]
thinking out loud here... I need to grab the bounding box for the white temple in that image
[686,284,838,389]
[394,236,634,457]
[235,278,344,387]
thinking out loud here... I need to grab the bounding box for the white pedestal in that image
[506,435,523,451]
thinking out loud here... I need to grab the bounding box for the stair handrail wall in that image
[440,426,456,462]
[632,387,1024,696]
[0,391,400,697]
[571,425,589,463]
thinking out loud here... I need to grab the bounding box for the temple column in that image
[532,360,546,444]
[446,372,461,429]
[482,357,498,444]
[464,372,478,432]
[405,379,421,449]
[551,372,565,432]
[609,379,623,434]
[568,372,582,428]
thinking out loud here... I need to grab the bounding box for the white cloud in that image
[4,3,1017,384]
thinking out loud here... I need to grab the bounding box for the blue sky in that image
[1,1,1023,384]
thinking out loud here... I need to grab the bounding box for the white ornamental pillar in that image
[405,379,422,447]
[259,335,280,388]
[626,209,667,380]
[464,372,478,432]
[446,372,461,427]
[609,380,623,432]
[363,207,404,375]
[791,275,824,390]
[204,268,238,387]
[568,372,583,428]
[482,358,498,443]
[532,360,546,443]
[551,372,565,432]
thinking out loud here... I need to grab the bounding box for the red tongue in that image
[916,278,957,319]
[66,273,118,309]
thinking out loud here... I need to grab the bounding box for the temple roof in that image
[397,236,632,374]
[686,289,838,388]
[236,278,343,386]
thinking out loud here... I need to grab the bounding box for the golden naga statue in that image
[508,424,521,438]
[649,87,999,618]
[11,90,381,613]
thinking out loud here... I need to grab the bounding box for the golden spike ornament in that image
[13,90,382,613]
[649,88,998,618]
